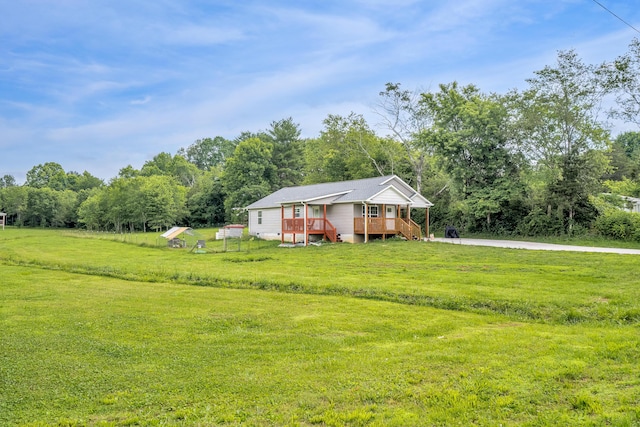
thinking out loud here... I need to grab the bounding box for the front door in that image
[386,205,396,230]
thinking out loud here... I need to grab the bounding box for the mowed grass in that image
[2,228,640,324]
[1,229,640,426]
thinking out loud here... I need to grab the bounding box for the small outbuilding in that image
[161,226,196,248]
[215,224,245,240]
[0,212,6,230]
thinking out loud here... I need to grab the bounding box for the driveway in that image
[430,237,640,255]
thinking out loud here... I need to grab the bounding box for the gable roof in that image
[246,175,433,209]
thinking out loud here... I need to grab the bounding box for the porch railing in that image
[354,217,422,240]
[282,218,339,243]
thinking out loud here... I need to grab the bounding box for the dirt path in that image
[430,237,640,255]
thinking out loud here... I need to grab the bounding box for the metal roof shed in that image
[161,227,196,248]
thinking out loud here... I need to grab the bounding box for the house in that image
[245,175,433,244]
[621,196,640,213]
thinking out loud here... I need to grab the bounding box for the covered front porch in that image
[354,217,422,241]
[354,203,424,242]
[279,202,429,245]
[280,204,339,244]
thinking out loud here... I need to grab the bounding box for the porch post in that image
[292,205,296,244]
[426,207,430,240]
[364,203,369,243]
[304,203,308,247]
[323,204,327,237]
[382,204,386,241]
[281,205,284,244]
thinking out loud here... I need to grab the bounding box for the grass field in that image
[1,228,639,426]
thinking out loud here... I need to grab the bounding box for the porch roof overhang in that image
[279,190,352,206]
[409,192,434,209]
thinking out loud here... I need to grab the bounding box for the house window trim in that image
[362,204,379,218]
[257,210,263,225]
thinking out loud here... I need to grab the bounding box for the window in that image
[294,207,302,218]
[362,205,379,217]
[257,211,262,225]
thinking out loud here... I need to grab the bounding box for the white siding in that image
[248,208,282,240]
[369,187,411,205]
[326,204,354,235]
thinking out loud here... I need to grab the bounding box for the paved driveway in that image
[431,237,640,255]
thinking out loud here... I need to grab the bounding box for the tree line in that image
[3,40,640,239]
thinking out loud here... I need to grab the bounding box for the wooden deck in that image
[282,218,338,243]
[354,217,422,240]
[281,217,421,243]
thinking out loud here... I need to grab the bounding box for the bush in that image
[593,209,640,241]
[516,208,565,236]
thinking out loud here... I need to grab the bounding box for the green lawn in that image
[1,229,639,426]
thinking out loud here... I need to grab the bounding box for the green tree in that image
[25,162,68,190]
[518,50,609,232]
[118,165,140,179]
[141,153,200,187]
[222,137,275,221]
[66,171,104,192]
[78,190,108,230]
[264,118,305,188]
[139,175,187,231]
[375,83,436,193]
[0,175,17,188]
[24,187,59,227]
[177,136,235,170]
[605,131,640,181]
[186,170,226,227]
[600,38,640,127]
[0,185,28,226]
[304,113,407,184]
[422,82,525,231]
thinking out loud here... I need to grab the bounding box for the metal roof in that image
[161,227,193,240]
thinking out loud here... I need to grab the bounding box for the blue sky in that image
[1,0,639,183]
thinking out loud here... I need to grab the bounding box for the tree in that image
[24,187,59,227]
[0,185,28,226]
[186,170,226,227]
[25,162,67,190]
[78,190,107,230]
[604,131,640,181]
[222,137,276,221]
[374,83,435,193]
[118,165,140,179]
[140,152,200,187]
[304,113,407,184]
[518,50,609,232]
[422,82,525,231]
[177,136,235,170]
[139,176,187,231]
[264,118,305,189]
[66,171,104,192]
[601,38,640,127]
[0,175,16,188]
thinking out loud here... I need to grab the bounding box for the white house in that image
[245,175,433,244]
[621,196,640,213]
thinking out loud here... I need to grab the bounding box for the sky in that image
[1,0,640,183]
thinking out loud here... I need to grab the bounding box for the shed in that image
[161,226,195,248]
[215,224,245,240]
[0,212,6,230]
